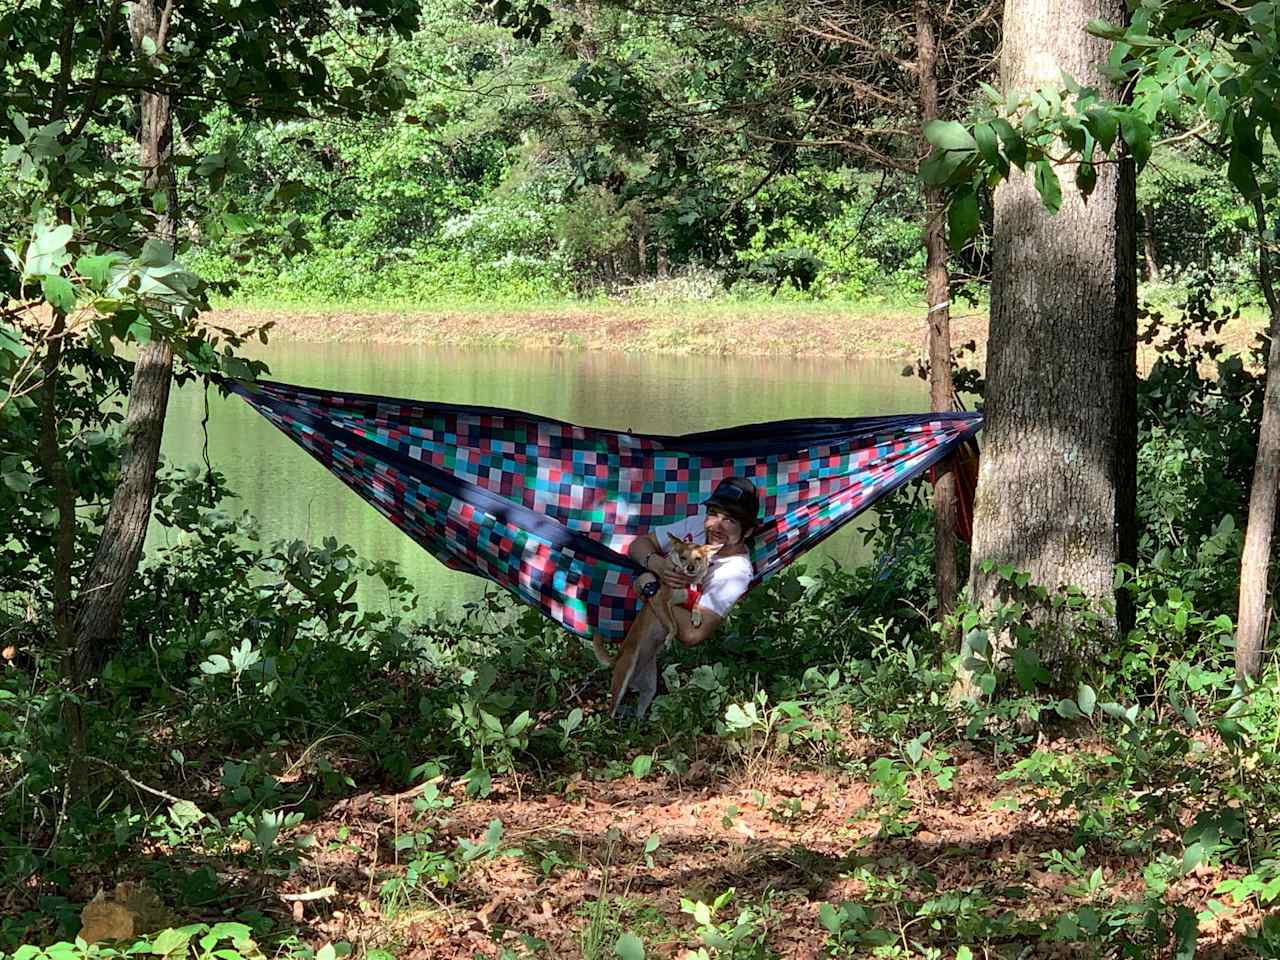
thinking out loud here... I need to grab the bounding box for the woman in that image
[626,476,759,646]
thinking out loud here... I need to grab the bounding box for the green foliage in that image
[1,923,267,960]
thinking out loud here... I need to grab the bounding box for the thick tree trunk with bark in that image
[916,0,959,623]
[1235,201,1280,683]
[72,0,176,677]
[967,0,1137,665]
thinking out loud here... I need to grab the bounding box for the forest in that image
[3,0,1280,958]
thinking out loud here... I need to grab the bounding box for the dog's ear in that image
[666,533,684,549]
[702,543,724,557]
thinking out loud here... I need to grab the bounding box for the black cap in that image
[703,476,760,529]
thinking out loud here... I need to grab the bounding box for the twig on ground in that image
[280,886,337,902]
[83,755,189,805]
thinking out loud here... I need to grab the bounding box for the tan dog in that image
[594,536,722,719]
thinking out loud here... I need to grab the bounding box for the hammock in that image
[228,379,983,642]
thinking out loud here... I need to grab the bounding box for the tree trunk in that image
[1142,204,1160,280]
[1235,198,1280,683]
[37,317,76,661]
[966,0,1137,672]
[72,0,176,677]
[657,242,669,279]
[636,217,648,279]
[916,0,960,626]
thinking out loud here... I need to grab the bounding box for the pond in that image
[158,342,930,612]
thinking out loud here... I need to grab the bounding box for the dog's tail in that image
[591,635,611,668]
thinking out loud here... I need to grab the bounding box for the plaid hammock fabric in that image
[228,379,983,643]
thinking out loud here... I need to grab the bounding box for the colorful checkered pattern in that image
[229,379,982,642]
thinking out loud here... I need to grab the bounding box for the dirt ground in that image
[203,305,992,361]
[262,746,1262,960]
[204,302,1272,368]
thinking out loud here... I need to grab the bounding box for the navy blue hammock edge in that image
[225,378,983,642]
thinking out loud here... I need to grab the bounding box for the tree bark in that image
[1141,204,1160,280]
[1235,198,1280,683]
[36,317,77,662]
[72,0,176,677]
[966,0,1137,671]
[916,0,959,625]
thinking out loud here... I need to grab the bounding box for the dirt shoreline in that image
[205,302,1270,365]
[204,304,992,361]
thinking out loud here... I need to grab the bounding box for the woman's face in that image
[704,507,745,546]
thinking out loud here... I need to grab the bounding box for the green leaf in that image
[1119,113,1152,172]
[150,927,195,957]
[221,212,253,234]
[1056,698,1084,719]
[506,710,532,737]
[632,754,654,779]
[1075,161,1097,197]
[974,123,1007,176]
[1172,907,1198,960]
[920,148,968,187]
[1077,683,1097,717]
[206,923,252,943]
[139,239,173,268]
[77,253,124,288]
[948,185,979,252]
[1033,160,1062,213]
[905,734,927,765]
[991,118,1027,169]
[3,469,33,493]
[818,902,841,933]
[41,275,76,312]
[724,703,753,729]
[25,222,73,277]
[1085,17,1127,40]
[614,932,645,960]
[1228,144,1261,201]
[1085,109,1118,153]
[924,120,977,153]
[0,323,28,359]
[168,799,204,827]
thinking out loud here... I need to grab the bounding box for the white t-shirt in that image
[650,515,754,618]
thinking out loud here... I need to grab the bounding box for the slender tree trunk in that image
[657,242,669,279]
[1142,204,1160,280]
[916,0,959,625]
[72,0,176,677]
[38,322,75,657]
[1235,199,1280,683]
[966,0,1137,674]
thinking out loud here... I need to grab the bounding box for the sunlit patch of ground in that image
[271,747,1262,960]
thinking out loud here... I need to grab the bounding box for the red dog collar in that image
[677,582,703,611]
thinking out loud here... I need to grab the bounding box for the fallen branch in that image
[83,755,189,805]
[279,886,337,902]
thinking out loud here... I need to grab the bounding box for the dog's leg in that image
[609,642,639,718]
[659,596,678,644]
[632,652,660,719]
